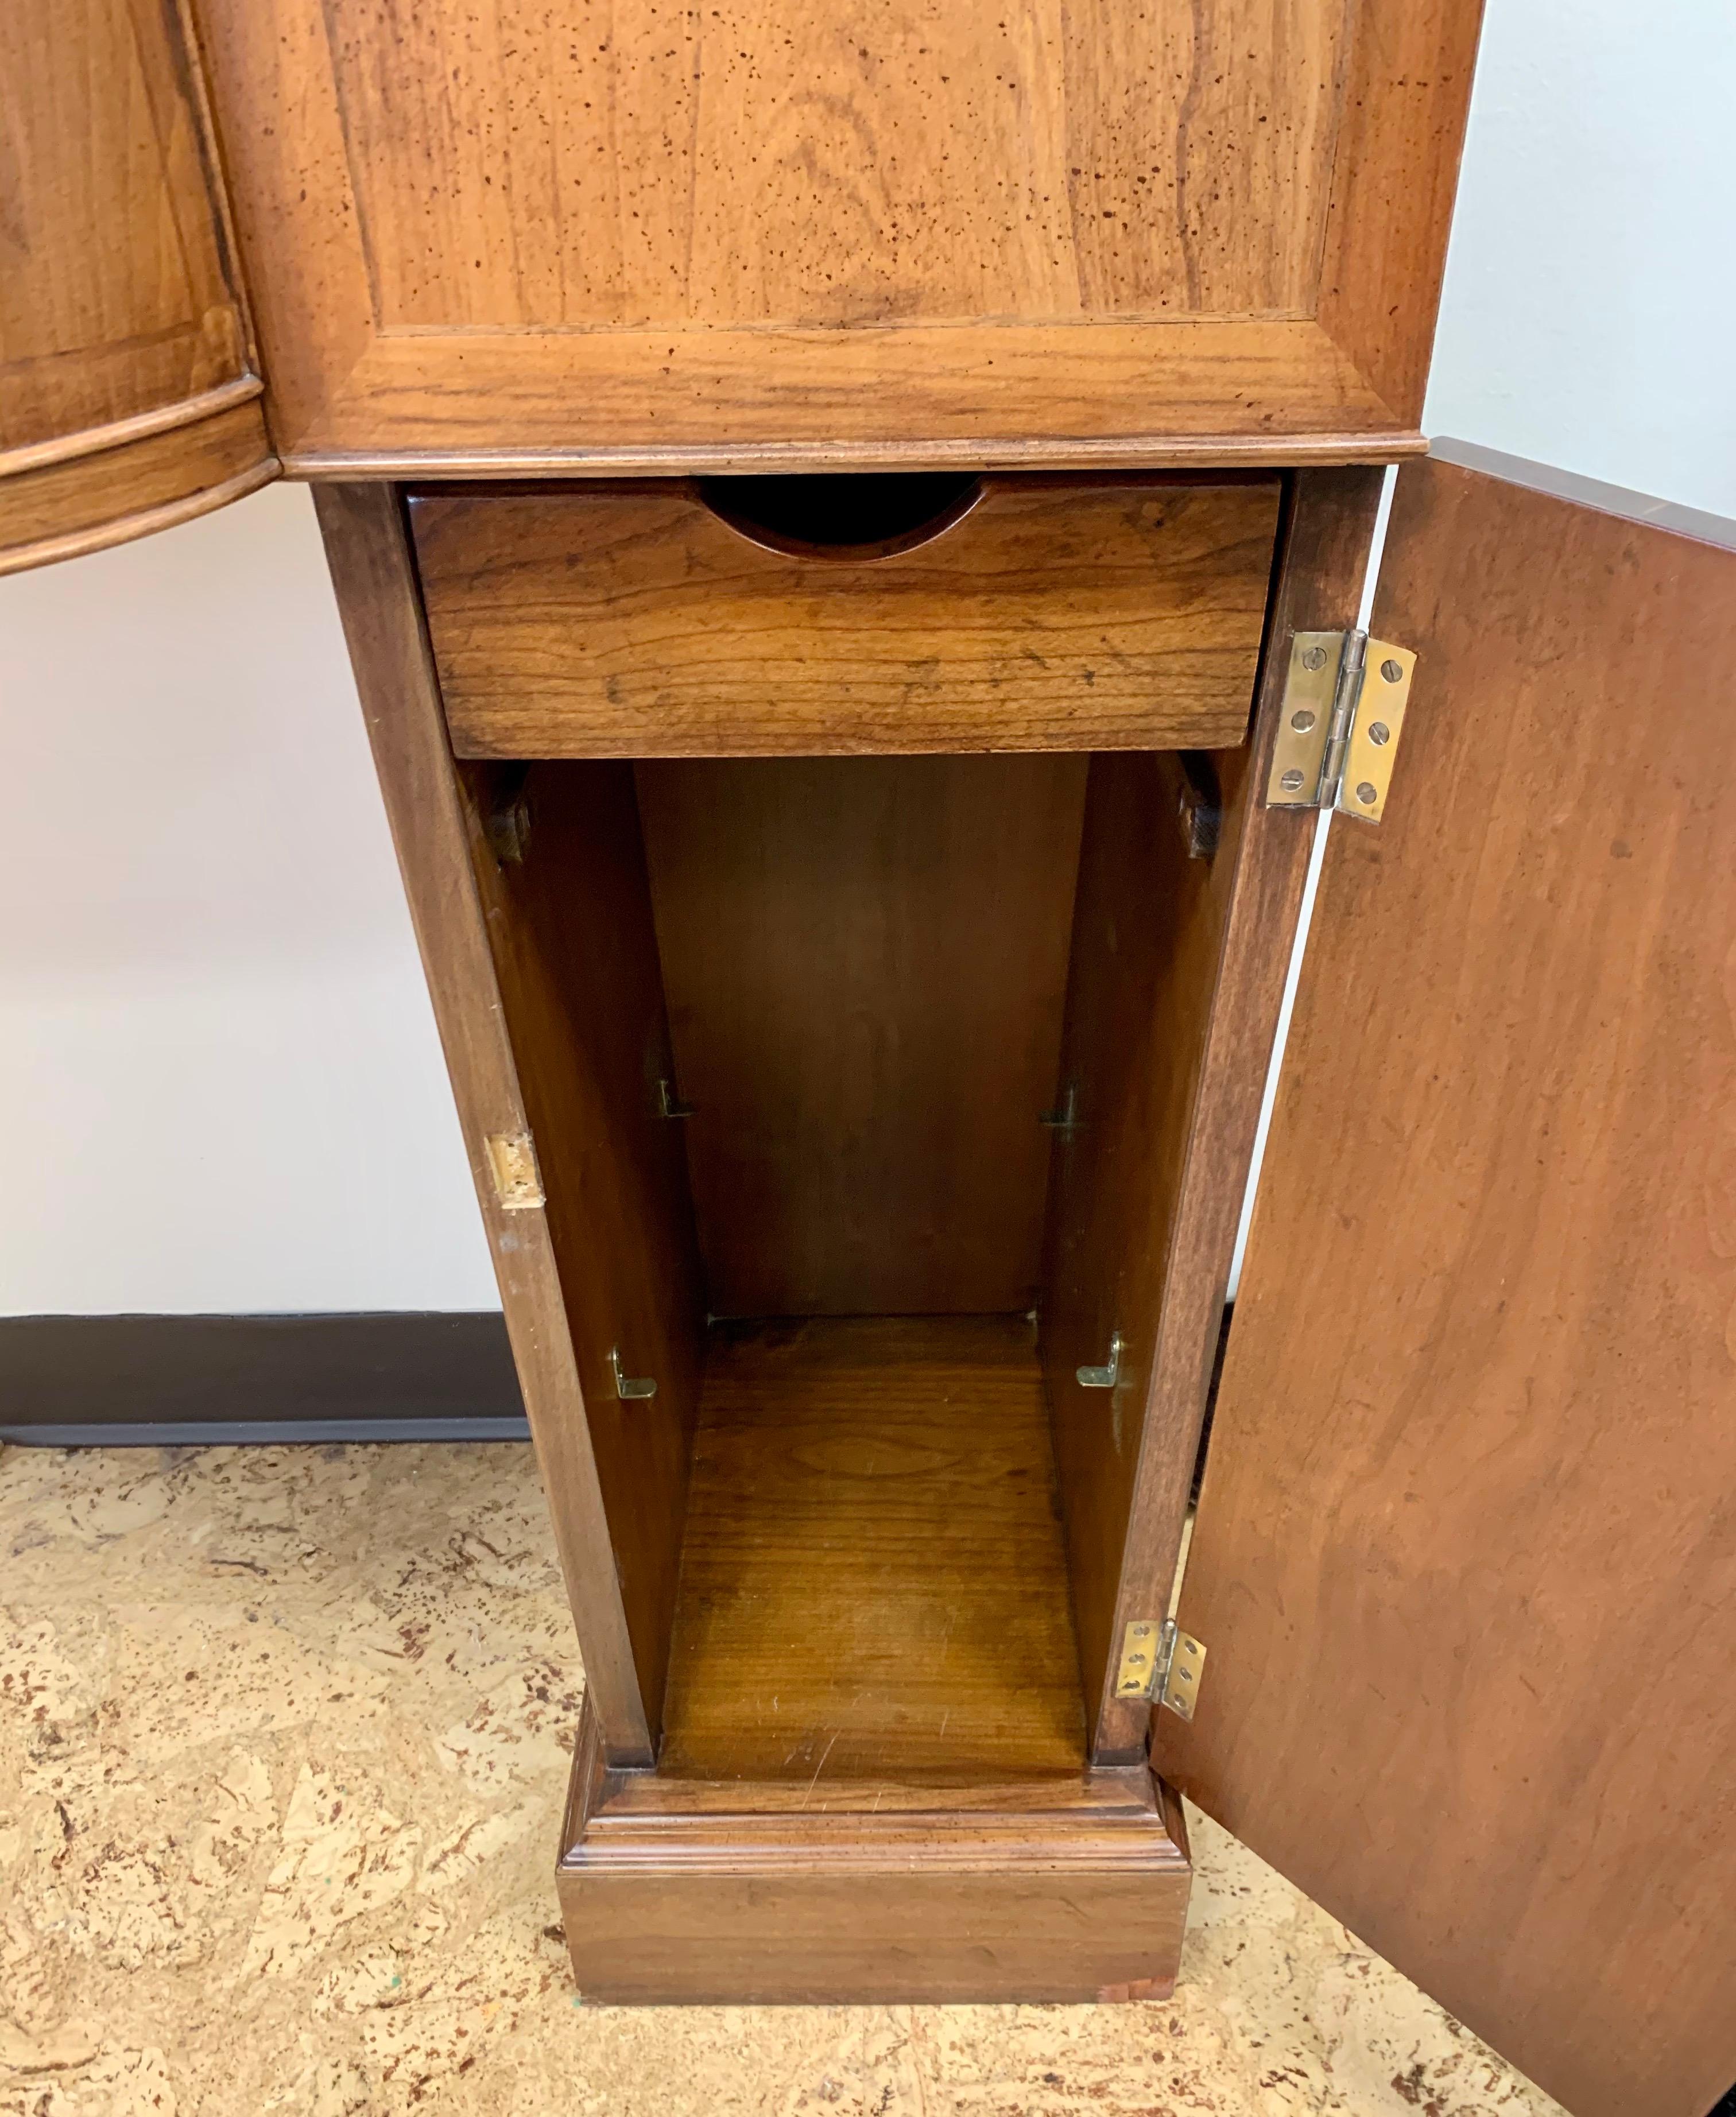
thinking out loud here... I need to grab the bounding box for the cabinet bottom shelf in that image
[556,1315,1189,2002]
[557,1699,1191,2003]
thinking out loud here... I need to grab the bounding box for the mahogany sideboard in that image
[5,5,1733,2113]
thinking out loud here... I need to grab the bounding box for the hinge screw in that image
[1280,767,1305,793]
[1367,721,1390,746]
[1289,708,1316,732]
[1355,781,1378,806]
[1380,658,1405,683]
[1301,645,1329,671]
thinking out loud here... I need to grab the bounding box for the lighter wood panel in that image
[261,323,1418,472]
[315,0,1345,331]
[1163,458,1736,2117]
[637,756,1085,1316]
[194,0,1479,463]
[659,1317,1087,1784]
[413,478,1280,757]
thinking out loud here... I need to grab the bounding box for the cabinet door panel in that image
[1160,450,1736,2117]
[193,0,1483,467]
[0,0,276,571]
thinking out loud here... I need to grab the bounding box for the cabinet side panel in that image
[1162,458,1736,2117]
[1040,750,1231,1732]
[312,483,654,1762]
[462,758,707,1732]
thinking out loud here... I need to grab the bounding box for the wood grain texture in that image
[192,0,1478,465]
[311,485,654,1763]
[1043,470,1383,1758]
[1041,751,1241,1748]
[0,0,274,563]
[636,757,1086,1316]
[1317,0,1487,422]
[461,761,708,1744]
[323,0,1343,332]
[411,478,1280,758]
[1160,458,1736,2117]
[0,394,275,575]
[560,1695,1190,2003]
[0,0,249,451]
[658,1317,1086,1785]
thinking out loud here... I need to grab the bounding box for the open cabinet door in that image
[1157,446,1736,2117]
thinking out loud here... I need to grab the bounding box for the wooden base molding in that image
[557,1699,1191,2006]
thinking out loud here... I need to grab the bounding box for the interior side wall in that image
[636,754,1088,1318]
[1040,748,1252,1740]
[461,758,707,1738]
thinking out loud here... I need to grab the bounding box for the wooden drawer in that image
[409,475,1281,758]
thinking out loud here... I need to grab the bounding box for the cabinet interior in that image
[463,734,1235,1782]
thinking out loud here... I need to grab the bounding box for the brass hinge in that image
[485,1130,544,1209]
[1265,630,1417,823]
[1114,1618,1207,1720]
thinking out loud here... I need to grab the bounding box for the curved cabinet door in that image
[0,0,277,574]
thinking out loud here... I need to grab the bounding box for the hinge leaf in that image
[1333,638,1416,825]
[1265,631,1340,808]
[1114,1617,1208,1716]
[1265,630,1417,825]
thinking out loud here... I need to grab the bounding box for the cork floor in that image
[0,1441,1564,2117]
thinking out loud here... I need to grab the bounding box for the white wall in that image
[2,0,1731,1315]
[1425,0,1736,516]
[0,487,497,1313]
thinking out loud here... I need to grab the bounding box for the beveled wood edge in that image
[0,452,279,577]
[560,1697,1189,1874]
[449,718,1256,763]
[0,374,266,481]
[565,1830,1189,1875]
[312,482,655,1763]
[1429,436,1736,550]
[285,430,1428,480]
[166,0,268,383]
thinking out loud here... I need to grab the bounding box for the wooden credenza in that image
[7,7,1734,2115]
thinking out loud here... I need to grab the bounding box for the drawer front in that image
[410,476,1280,758]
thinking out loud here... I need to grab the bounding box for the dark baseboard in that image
[0,1312,528,1447]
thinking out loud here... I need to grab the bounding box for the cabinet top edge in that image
[283,432,1428,483]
